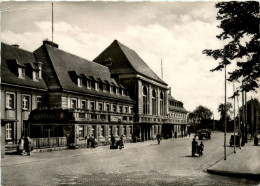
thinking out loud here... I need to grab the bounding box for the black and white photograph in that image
[1,1,259,185]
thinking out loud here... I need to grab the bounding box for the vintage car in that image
[197,129,211,140]
[229,135,240,147]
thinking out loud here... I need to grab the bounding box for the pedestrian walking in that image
[199,141,204,156]
[192,138,198,157]
[119,135,124,149]
[17,136,25,155]
[24,136,32,156]
[254,134,259,146]
[156,133,161,145]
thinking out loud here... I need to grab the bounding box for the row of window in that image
[169,112,187,119]
[18,66,42,81]
[78,125,133,138]
[143,86,165,115]
[6,92,43,110]
[169,100,183,108]
[70,98,133,114]
[77,77,127,96]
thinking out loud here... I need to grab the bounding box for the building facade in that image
[1,43,47,147]
[30,40,134,146]
[94,40,169,141]
[165,91,188,138]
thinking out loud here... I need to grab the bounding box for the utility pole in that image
[242,88,245,146]
[224,63,227,160]
[233,82,236,153]
[245,92,247,143]
[236,91,241,149]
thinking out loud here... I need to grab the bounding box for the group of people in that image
[17,136,32,155]
[85,134,98,148]
[192,138,204,157]
[111,134,124,149]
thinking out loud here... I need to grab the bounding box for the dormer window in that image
[77,77,82,87]
[32,71,39,81]
[18,67,25,79]
[99,82,103,91]
[106,84,110,92]
[113,86,116,94]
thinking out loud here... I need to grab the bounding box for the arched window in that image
[143,86,148,114]
[160,92,164,116]
[152,89,157,115]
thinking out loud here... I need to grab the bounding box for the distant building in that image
[165,89,188,138]
[94,40,169,141]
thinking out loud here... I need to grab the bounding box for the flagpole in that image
[52,3,54,47]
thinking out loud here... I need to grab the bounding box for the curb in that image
[207,169,260,180]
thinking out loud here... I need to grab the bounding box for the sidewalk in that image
[207,142,260,179]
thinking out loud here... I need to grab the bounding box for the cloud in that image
[1,3,259,120]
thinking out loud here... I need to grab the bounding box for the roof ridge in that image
[1,42,34,55]
[113,40,138,74]
[45,44,110,70]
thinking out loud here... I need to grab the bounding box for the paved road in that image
[2,132,259,186]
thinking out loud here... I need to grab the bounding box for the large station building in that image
[1,40,189,152]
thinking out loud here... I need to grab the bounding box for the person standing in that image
[156,133,161,145]
[192,138,198,157]
[111,134,116,146]
[18,136,25,155]
[24,136,32,156]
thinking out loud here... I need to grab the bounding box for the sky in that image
[1,1,259,119]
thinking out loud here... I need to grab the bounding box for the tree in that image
[218,102,233,121]
[188,105,213,120]
[203,2,259,95]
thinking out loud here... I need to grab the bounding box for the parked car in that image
[229,135,240,147]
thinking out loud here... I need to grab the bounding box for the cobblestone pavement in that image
[2,132,260,186]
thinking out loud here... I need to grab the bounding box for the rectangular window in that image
[18,68,25,78]
[81,100,86,109]
[22,95,30,110]
[100,126,105,137]
[113,104,117,112]
[100,115,106,120]
[91,81,95,89]
[106,84,110,92]
[123,116,127,121]
[77,78,82,87]
[6,93,15,109]
[79,113,85,118]
[79,126,84,138]
[99,102,103,111]
[87,80,91,88]
[37,96,43,109]
[6,123,13,140]
[99,82,103,90]
[91,114,97,120]
[90,102,95,111]
[106,104,110,112]
[129,117,133,121]
[119,105,123,113]
[130,107,133,114]
[125,106,128,113]
[123,126,126,136]
[71,99,77,109]
[33,71,38,81]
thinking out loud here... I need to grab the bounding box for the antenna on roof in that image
[52,3,54,47]
[161,58,163,79]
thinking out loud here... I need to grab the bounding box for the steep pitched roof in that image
[42,44,133,102]
[94,40,167,86]
[1,42,47,90]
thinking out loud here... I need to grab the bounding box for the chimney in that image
[169,87,172,95]
[43,40,59,48]
[11,44,19,48]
